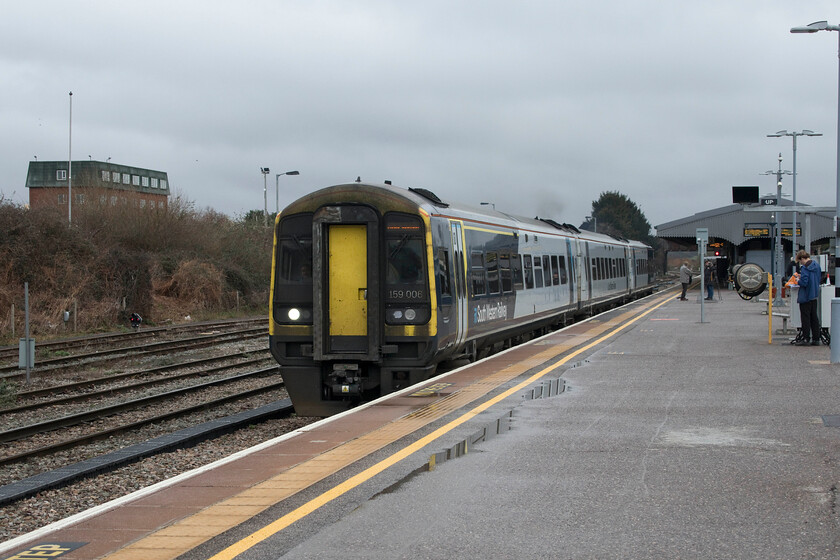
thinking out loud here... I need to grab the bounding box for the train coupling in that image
[329,363,363,397]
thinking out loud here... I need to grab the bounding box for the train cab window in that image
[550,255,560,286]
[486,252,500,294]
[385,213,430,325]
[276,214,313,286]
[543,255,552,287]
[533,256,544,288]
[470,251,487,296]
[512,253,524,290]
[523,255,534,289]
[500,253,512,293]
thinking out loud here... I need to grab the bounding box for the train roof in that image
[284,181,651,250]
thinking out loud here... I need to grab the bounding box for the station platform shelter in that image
[655,197,834,282]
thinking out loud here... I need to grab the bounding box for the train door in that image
[566,239,575,306]
[626,248,635,292]
[575,240,589,307]
[313,206,380,361]
[449,221,468,349]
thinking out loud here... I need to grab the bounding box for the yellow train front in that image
[270,182,441,416]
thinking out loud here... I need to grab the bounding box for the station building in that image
[655,195,834,281]
[26,160,170,211]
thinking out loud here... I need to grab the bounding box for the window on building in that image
[141,176,149,187]
[133,175,140,186]
[140,199,146,208]
[58,194,66,203]
[122,173,130,184]
[56,170,67,181]
[151,178,159,188]
[101,170,110,181]
[160,179,167,190]
[112,172,120,183]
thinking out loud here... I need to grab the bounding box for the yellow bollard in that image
[767,273,773,344]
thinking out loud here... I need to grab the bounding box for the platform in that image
[3,287,840,559]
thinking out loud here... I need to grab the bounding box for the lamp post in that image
[792,21,840,293]
[586,215,597,232]
[792,21,840,362]
[68,91,73,226]
[275,170,300,216]
[480,202,495,210]
[260,167,270,226]
[767,130,822,253]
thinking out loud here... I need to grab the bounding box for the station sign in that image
[744,226,770,237]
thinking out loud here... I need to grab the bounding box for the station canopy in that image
[655,198,834,245]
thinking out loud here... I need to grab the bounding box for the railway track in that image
[0,317,265,362]
[0,326,266,377]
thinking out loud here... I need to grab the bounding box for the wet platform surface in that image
[3,287,840,559]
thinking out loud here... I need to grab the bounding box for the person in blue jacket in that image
[795,250,822,346]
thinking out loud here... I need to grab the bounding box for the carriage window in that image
[533,256,544,288]
[558,255,567,285]
[500,253,512,293]
[486,252,500,294]
[550,255,560,286]
[543,255,551,287]
[512,253,524,290]
[523,255,534,289]
[437,248,451,298]
[470,251,486,296]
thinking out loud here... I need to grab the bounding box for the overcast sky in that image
[1,1,838,230]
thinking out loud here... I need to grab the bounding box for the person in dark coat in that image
[794,250,822,346]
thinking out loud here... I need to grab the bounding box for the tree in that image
[583,191,654,245]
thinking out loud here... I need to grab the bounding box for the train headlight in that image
[392,310,403,319]
[288,308,301,321]
[404,308,416,321]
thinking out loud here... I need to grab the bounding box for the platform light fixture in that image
[275,170,300,215]
[791,20,840,362]
[260,167,270,226]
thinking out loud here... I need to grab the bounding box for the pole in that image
[263,172,268,227]
[792,134,798,252]
[275,174,280,215]
[24,282,31,385]
[68,91,73,226]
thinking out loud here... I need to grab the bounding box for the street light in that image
[480,202,495,210]
[792,20,840,362]
[260,167,270,226]
[767,130,822,253]
[275,170,300,215]
[586,215,597,232]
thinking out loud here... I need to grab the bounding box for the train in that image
[269,182,655,416]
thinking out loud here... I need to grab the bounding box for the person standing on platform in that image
[794,250,822,346]
[679,262,692,301]
[704,261,716,300]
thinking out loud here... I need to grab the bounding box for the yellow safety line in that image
[208,291,674,560]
